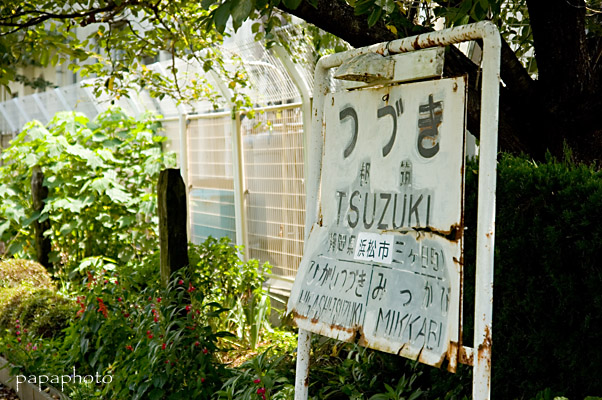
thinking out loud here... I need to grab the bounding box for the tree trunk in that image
[158,169,189,287]
[31,166,52,271]
[526,0,602,162]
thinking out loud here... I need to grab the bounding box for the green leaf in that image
[134,381,151,400]
[93,132,107,142]
[22,210,42,227]
[149,388,165,400]
[90,177,112,194]
[0,220,10,238]
[106,187,132,203]
[367,6,382,27]
[282,0,302,9]
[59,222,75,235]
[213,2,232,33]
[231,0,254,28]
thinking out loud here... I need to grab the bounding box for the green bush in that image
[0,259,73,337]
[462,153,602,399]
[0,109,175,277]
[61,258,232,399]
[189,237,272,349]
[0,286,75,338]
[0,259,54,289]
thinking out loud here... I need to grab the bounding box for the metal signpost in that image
[288,22,500,400]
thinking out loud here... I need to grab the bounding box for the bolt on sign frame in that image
[289,21,500,400]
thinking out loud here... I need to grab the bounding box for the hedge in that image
[463,153,602,399]
[0,260,74,337]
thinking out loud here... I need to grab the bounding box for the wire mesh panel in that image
[242,105,305,278]
[187,114,236,244]
[189,188,236,244]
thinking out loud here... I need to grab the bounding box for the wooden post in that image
[157,169,189,287]
[31,166,52,271]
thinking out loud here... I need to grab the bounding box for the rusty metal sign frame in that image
[293,21,500,400]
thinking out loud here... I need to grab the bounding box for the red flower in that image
[161,343,166,350]
[253,379,261,384]
[257,387,266,395]
[187,283,195,293]
[86,272,95,288]
[76,296,86,317]
[201,378,206,383]
[117,297,122,302]
[148,334,154,339]
[178,279,184,285]
[185,305,191,313]
[202,348,208,354]
[97,298,108,318]
[157,297,161,303]
[194,341,200,347]
[154,316,159,322]
[126,345,133,351]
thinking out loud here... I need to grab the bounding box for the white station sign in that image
[288,77,467,369]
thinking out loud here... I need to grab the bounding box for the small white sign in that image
[354,232,394,264]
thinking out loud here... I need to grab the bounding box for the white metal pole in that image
[230,111,249,258]
[178,112,191,240]
[294,328,312,399]
[471,23,500,400]
[293,44,333,400]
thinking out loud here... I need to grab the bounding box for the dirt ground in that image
[0,384,18,400]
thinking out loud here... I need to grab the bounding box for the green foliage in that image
[0,108,175,277]
[0,236,279,398]
[217,349,295,400]
[0,259,73,338]
[305,339,425,400]
[0,286,75,338]
[0,259,54,289]
[462,153,602,399]
[189,237,272,349]
[61,260,232,399]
